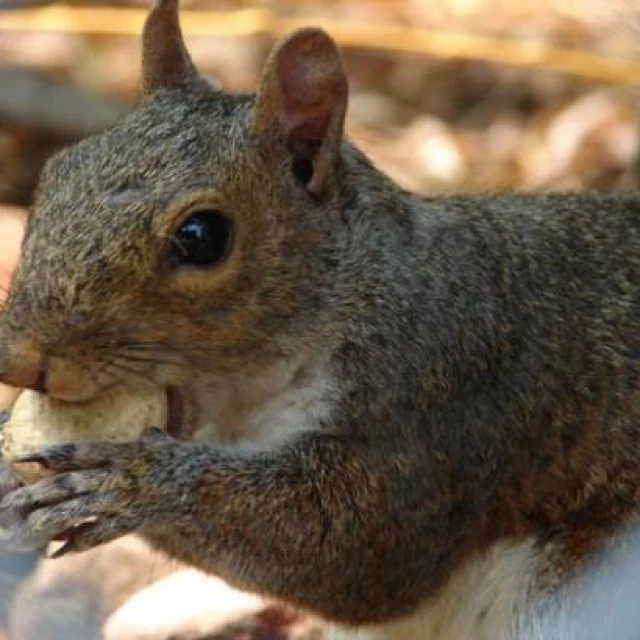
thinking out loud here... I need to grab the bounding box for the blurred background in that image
[2,0,640,207]
[1,0,640,638]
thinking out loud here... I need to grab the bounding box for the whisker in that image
[115,351,183,369]
[118,345,213,374]
[115,341,175,353]
[98,354,155,385]
[118,340,218,356]
[111,341,219,367]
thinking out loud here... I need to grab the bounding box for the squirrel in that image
[0,1,638,638]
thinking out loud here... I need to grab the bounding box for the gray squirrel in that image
[0,1,639,638]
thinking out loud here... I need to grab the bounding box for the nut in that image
[2,387,167,483]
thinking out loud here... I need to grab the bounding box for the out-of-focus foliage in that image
[1,0,640,205]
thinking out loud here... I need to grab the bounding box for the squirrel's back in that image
[329,188,640,639]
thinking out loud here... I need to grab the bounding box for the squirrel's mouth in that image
[165,386,184,437]
[164,386,200,440]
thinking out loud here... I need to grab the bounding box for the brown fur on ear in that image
[253,28,348,196]
[141,0,198,97]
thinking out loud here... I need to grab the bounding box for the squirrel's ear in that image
[141,0,198,97]
[253,28,348,196]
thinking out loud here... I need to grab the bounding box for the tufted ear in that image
[253,28,348,197]
[141,0,199,97]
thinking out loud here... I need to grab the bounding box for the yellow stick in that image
[1,6,640,84]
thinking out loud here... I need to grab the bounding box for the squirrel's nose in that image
[0,338,48,393]
[0,337,100,402]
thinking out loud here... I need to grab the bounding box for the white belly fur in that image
[327,538,542,640]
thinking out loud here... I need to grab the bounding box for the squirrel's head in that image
[0,0,361,411]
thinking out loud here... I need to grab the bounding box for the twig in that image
[0,6,274,37]
[1,6,640,84]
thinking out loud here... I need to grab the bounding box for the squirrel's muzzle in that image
[0,336,101,402]
[0,337,47,394]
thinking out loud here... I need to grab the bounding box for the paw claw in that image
[49,517,138,557]
[12,454,48,466]
[49,539,73,559]
[14,443,79,471]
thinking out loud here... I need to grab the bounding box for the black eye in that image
[170,210,233,268]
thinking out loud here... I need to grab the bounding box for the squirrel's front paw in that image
[0,428,186,556]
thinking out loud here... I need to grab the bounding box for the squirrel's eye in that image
[170,210,233,268]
